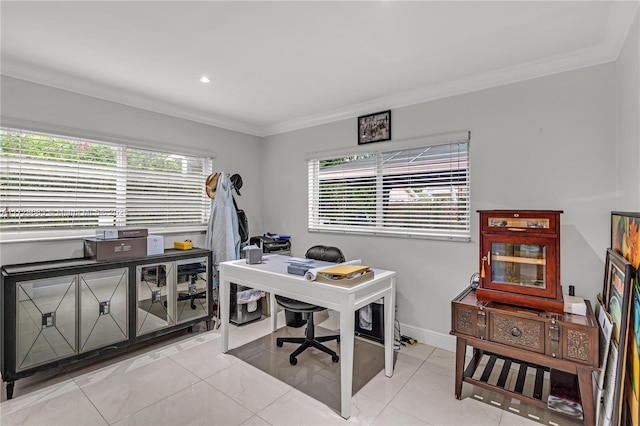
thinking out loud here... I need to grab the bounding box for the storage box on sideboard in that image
[95,228,148,240]
[147,235,164,255]
[84,237,147,261]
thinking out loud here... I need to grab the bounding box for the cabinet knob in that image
[510,327,522,338]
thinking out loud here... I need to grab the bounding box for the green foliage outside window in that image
[1,132,117,166]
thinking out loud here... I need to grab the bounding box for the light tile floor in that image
[1,312,582,425]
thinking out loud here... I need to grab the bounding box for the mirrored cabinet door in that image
[136,263,175,335]
[175,258,209,324]
[79,268,129,353]
[16,275,77,371]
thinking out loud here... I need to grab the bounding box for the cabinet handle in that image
[510,327,522,338]
[507,228,526,232]
[481,254,488,278]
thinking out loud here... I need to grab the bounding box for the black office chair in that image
[275,245,344,365]
[162,263,207,310]
[177,263,207,310]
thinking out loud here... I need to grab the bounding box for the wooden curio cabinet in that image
[476,210,564,313]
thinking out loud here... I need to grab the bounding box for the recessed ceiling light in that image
[199,75,211,83]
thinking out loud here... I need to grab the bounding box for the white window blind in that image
[308,137,470,241]
[0,128,212,231]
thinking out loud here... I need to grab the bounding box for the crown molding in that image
[1,59,264,137]
[262,38,624,136]
[247,2,640,137]
[606,1,640,59]
[3,2,637,139]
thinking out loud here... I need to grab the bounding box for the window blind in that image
[308,137,470,241]
[0,128,212,231]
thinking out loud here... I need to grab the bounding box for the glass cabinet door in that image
[136,263,175,335]
[16,275,77,371]
[175,258,209,324]
[481,235,558,299]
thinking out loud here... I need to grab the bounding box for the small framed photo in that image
[358,110,391,145]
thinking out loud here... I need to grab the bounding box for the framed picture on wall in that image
[358,110,391,144]
[602,247,635,426]
[611,211,640,426]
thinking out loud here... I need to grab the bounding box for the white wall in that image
[261,64,617,349]
[0,76,263,265]
[616,11,640,211]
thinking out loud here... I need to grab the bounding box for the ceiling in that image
[1,1,638,137]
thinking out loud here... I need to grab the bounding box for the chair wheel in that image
[290,356,297,365]
[276,340,283,347]
[332,354,339,363]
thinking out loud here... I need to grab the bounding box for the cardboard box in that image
[96,228,148,240]
[563,294,587,316]
[84,237,147,261]
[147,235,164,255]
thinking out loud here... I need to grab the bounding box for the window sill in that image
[0,225,207,244]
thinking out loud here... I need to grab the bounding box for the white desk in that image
[219,254,396,419]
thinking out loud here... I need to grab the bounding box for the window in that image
[0,128,213,232]
[308,136,470,241]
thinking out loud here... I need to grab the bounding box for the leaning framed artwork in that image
[612,212,640,267]
[611,211,640,426]
[602,247,635,426]
[358,110,391,145]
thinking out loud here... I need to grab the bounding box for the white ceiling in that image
[1,1,638,137]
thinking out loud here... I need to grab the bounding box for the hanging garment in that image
[205,172,240,266]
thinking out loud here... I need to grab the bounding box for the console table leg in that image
[6,381,14,400]
[455,337,467,399]
[576,365,595,426]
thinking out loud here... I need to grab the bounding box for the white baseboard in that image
[398,323,457,353]
[318,311,463,355]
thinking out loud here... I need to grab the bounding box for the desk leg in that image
[339,294,356,419]
[384,281,396,377]
[576,365,595,426]
[270,292,277,332]
[219,270,229,353]
[455,337,467,399]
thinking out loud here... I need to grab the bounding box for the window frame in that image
[307,132,471,242]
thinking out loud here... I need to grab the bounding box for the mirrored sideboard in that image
[1,248,213,400]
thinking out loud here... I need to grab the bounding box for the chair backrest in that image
[305,245,345,263]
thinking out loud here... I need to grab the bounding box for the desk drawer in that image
[489,312,545,353]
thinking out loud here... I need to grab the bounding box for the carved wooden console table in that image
[451,287,599,424]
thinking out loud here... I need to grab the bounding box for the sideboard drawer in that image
[451,288,599,369]
[489,312,545,353]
